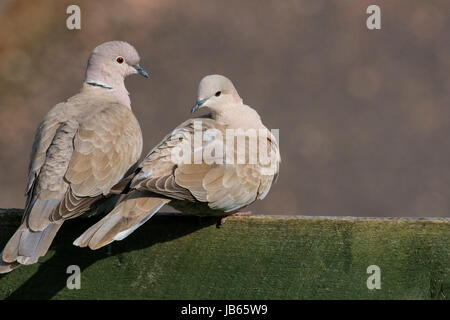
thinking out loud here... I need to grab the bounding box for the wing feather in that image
[128,117,279,213]
[25,100,142,230]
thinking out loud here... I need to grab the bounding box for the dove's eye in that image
[215,91,222,97]
[116,56,124,64]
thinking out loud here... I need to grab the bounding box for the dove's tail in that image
[73,191,170,250]
[0,221,62,274]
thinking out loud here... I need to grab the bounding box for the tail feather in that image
[0,222,62,274]
[26,198,59,231]
[74,191,170,250]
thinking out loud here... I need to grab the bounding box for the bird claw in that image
[216,211,252,228]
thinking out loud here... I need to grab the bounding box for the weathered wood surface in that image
[0,209,449,300]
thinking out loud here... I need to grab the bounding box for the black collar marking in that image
[86,81,113,90]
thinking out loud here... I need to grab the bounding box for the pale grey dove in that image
[74,74,281,250]
[0,41,148,273]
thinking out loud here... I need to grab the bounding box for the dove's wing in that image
[26,99,142,231]
[58,102,143,217]
[131,117,279,212]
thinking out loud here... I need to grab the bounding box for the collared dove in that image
[74,74,281,250]
[0,41,148,273]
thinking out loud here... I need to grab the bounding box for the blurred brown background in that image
[0,0,449,217]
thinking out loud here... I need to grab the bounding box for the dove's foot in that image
[233,211,252,217]
[216,211,252,228]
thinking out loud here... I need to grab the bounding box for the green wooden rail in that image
[0,209,449,300]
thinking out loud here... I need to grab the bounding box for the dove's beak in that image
[133,64,149,78]
[191,98,207,113]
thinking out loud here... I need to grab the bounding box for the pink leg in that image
[233,211,252,216]
[217,211,252,228]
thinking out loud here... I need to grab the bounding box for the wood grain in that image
[0,209,449,299]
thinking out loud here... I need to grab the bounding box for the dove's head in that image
[85,41,149,87]
[192,75,242,113]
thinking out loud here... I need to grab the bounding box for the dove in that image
[0,41,148,273]
[74,74,280,250]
